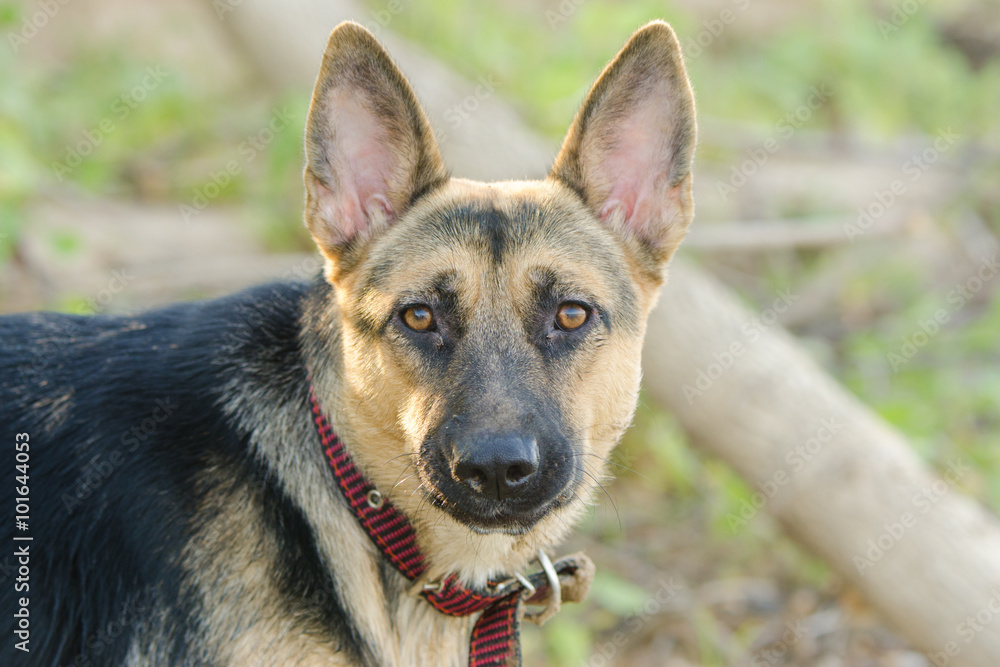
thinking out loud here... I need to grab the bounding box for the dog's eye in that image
[555,303,589,331]
[402,305,435,332]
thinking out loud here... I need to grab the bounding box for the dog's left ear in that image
[303,22,448,273]
[550,21,696,266]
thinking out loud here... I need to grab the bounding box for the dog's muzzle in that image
[421,423,578,533]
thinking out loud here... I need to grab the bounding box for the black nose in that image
[452,433,539,500]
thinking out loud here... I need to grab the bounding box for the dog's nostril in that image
[505,462,532,485]
[466,470,487,493]
[453,461,488,492]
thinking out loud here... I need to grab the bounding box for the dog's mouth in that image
[425,486,572,535]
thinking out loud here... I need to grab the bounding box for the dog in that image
[0,19,695,667]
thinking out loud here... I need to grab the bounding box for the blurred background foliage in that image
[1,0,998,664]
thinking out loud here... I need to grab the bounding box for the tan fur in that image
[181,465,348,666]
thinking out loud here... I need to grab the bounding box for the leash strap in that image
[309,387,589,667]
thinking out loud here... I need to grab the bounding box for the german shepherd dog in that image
[1,19,695,667]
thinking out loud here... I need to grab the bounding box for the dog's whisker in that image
[580,451,650,481]
[386,458,417,498]
[383,452,414,465]
[389,474,416,494]
[576,466,622,532]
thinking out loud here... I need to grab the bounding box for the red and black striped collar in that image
[308,386,592,667]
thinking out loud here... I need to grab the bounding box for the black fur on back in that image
[0,278,364,666]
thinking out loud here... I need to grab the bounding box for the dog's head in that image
[303,21,695,576]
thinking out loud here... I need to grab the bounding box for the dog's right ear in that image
[303,22,448,275]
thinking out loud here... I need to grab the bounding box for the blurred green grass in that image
[379,0,999,139]
[0,11,312,258]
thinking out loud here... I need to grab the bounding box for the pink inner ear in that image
[592,103,670,241]
[318,91,402,244]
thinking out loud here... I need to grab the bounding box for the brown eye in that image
[555,303,588,331]
[402,305,434,332]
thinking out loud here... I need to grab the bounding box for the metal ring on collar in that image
[525,549,562,626]
[366,489,384,509]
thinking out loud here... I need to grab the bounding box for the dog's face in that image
[336,180,650,535]
[302,21,695,564]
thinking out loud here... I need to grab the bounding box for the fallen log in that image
[644,260,1000,665]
